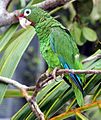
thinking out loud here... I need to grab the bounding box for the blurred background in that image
[0,0,101,119]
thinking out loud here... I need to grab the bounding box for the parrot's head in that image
[17,6,50,29]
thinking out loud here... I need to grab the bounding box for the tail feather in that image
[69,73,84,94]
[58,56,83,94]
[64,63,83,94]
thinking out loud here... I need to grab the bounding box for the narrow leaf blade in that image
[0,27,35,103]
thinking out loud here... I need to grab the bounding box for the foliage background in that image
[0,0,101,120]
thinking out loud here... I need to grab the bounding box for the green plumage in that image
[19,7,84,106]
[23,7,81,69]
[35,16,81,70]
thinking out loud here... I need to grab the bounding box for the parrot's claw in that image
[61,73,64,78]
[52,67,59,81]
[46,69,51,77]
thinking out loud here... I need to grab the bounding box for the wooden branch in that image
[0,0,73,26]
[24,92,45,120]
[29,96,45,120]
[27,68,101,100]
[32,73,48,97]
[50,100,101,120]
[0,0,12,10]
[34,69,101,93]
[35,0,71,10]
[82,54,101,64]
[57,69,101,75]
[0,76,29,90]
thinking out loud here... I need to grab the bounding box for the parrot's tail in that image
[58,56,84,94]
[69,73,84,94]
[63,63,84,95]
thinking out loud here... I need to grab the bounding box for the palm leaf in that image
[0,26,35,103]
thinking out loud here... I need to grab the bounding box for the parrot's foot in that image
[52,67,59,81]
[46,67,61,82]
[46,68,53,77]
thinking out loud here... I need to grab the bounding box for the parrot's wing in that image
[49,26,83,94]
[49,26,84,106]
[49,26,79,69]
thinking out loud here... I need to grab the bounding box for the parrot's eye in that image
[24,9,31,16]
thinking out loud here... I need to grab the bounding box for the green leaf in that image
[76,115,81,120]
[84,50,101,94]
[71,22,86,46]
[83,49,101,70]
[11,103,31,120]
[20,0,26,7]
[74,86,84,106]
[43,80,70,118]
[73,0,93,17]
[0,23,18,52]
[82,27,97,42]
[86,101,101,120]
[2,28,25,52]
[71,22,81,45]
[96,0,101,15]
[4,89,33,98]
[36,78,62,102]
[0,26,35,103]
[92,83,101,101]
[76,112,89,120]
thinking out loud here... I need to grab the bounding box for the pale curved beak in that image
[18,17,32,29]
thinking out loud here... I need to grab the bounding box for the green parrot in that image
[17,6,84,105]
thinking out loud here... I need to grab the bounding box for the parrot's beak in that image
[18,17,32,29]
[16,11,32,28]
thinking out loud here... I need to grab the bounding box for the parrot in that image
[17,6,84,105]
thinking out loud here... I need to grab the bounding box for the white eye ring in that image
[24,9,31,16]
